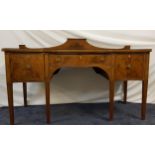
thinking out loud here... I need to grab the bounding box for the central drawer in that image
[48,54,112,67]
[10,54,45,82]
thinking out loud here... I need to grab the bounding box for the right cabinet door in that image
[115,54,145,80]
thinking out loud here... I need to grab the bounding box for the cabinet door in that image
[10,54,45,82]
[115,54,144,80]
[129,54,144,79]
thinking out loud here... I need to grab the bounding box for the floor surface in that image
[0,102,155,125]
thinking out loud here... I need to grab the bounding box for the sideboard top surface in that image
[2,38,152,53]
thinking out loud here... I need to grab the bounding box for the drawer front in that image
[10,54,45,81]
[48,55,112,67]
[115,54,144,80]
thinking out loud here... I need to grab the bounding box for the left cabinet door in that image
[10,54,45,82]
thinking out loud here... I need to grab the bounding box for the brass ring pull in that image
[79,56,82,60]
[128,54,131,59]
[56,56,61,63]
[127,64,131,69]
[100,57,104,61]
[26,64,31,69]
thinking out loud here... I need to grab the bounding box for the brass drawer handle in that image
[100,57,105,61]
[56,56,61,63]
[26,64,31,69]
[127,64,131,69]
[128,54,131,59]
[79,56,82,60]
[91,56,105,63]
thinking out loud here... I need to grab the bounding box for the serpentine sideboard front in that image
[2,38,151,124]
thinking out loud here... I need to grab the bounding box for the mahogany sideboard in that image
[2,38,152,125]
